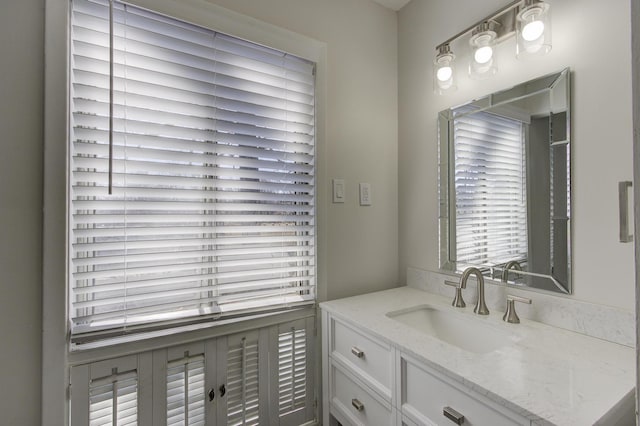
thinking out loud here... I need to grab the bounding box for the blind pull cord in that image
[108,0,114,195]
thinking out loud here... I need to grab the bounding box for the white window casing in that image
[44,0,325,423]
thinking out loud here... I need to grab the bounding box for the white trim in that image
[42,0,70,424]
[43,0,326,423]
[68,307,316,366]
[125,0,324,64]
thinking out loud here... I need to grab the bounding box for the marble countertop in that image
[320,287,635,426]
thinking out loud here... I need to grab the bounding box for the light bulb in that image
[474,46,493,64]
[469,26,497,79]
[522,20,545,41]
[516,2,551,58]
[437,66,453,82]
[433,45,456,94]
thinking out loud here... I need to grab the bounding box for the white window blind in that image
[166,354,206,426]
[453,108,528,266]
[69,0,316,338]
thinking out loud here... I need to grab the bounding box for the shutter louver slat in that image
[70,0,316,338]
[453,107,528,267]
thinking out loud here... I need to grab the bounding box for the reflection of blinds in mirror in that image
[453,109,528,266]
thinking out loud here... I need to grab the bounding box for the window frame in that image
[43,0,326,423]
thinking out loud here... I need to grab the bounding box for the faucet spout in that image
[501,260,522,283]
[461,267,489,315]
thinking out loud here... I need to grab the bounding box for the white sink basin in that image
[386,305,518,354]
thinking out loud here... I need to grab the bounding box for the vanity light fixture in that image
[516,0,552,58]
[434,0,552,93]
[434,44,457,94]
[469,22,498,79]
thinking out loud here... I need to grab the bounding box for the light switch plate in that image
[359,183,372,206]
[333,179,345,203]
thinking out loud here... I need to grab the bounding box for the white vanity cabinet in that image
[322,310,530,426]
[321,287,636,426]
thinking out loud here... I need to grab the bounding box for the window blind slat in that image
[74,140,314,168]
[70,0,316,337]
[72,235,315,253]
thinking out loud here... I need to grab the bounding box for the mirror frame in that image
[438,68,572,294]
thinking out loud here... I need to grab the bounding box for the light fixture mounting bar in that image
[436,0,522,51]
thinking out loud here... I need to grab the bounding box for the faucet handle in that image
[507,295,531,304]
[445,280,466,308]
[503,295,532,323]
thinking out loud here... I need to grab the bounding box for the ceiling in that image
[371,0,411,11]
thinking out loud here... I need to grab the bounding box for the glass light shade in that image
[517,1,552,58]
[469,29,497,79]
[434,49,457,94]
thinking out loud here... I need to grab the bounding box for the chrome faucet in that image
[501,260,522,283]
[503,294,532,323]
[461,267,489,315]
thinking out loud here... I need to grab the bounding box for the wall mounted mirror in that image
[439,68,571,293]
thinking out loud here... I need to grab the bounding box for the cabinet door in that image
[217,329,270,426]
[269,317,316,426]
[70,353,153,426]
[152,340,217,425]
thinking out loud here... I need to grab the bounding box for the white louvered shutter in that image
[69,0,316,338]
[278,326,306,417]
[166,354,206,425]
[226,333,262,426]
[89,371,138,426]
[453,108,528,266]
[71,354,152,426]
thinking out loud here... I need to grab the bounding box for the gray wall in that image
[0,0,44,424]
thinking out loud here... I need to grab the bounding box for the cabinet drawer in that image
[330,317,393,398]
[401,355,530,426]
[330,361,393,426]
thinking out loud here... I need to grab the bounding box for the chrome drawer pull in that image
[443,406,465,425]
[351,347,364,358]
[351,398,364,411]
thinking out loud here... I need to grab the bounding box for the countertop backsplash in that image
[407,267,635,347]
